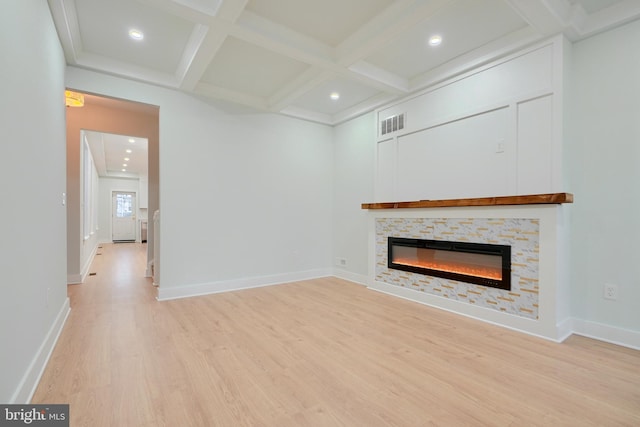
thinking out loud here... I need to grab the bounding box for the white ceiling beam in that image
[231,10,414,104]
[504,0,566,36]
[135,0,215,24]
[177,24,231,91]
[347,61,409,93]
[268,67,335,112]
[278,106,333,126]
[573,0,640,39]
[329,0,452,95]
[231,11,335,68]
[75,52,181,88]
[194,82,269,111]
[171,0,248,91]
[47,0,83,64]
[335,0,453,66]
[169,0,223,17]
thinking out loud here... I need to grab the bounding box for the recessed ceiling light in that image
[123,164,128,167]
[128,138,135,143]
[122,169,127,172]
[126,149,132,153]
[330,92,340,101]
[124,157,130,161]
[429,35,442,46]
[128,29,144,41]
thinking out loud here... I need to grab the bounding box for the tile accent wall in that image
[375,218,540,319]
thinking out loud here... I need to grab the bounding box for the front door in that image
[112,191,136,241]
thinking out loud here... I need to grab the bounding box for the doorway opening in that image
[65,92,159,284]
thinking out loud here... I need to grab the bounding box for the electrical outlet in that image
[335,257,347,267]
[603,283,618,300]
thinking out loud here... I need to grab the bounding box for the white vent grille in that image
[380,113,405,136]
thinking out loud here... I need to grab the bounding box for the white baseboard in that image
[67,241,99,285]
[556,317,574,343]
[332,268,368,286]
[79,243,99,284]
[10,298,71,404]
[571,318,640,350]
[157,268,333,301]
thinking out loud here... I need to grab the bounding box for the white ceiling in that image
[50,0,640,125]
[84,129,148,179]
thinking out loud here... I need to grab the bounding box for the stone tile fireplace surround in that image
[363,193,573,341]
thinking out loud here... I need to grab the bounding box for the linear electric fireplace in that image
[388,237,511,290]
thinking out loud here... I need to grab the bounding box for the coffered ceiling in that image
[49,0,640,125]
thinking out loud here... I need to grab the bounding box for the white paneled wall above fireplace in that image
[374,36,567,202]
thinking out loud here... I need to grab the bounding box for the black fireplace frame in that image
[387,237,511,290]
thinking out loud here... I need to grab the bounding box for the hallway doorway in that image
[65,92,159,284]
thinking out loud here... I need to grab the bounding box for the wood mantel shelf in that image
[361,193,573,210]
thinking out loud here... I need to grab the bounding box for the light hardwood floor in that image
[33,243,640,426]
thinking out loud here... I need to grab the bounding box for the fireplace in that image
[387,237,511,290]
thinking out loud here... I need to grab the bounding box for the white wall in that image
[332,112,376,283]
[66,68,334,297]
[568,19,640,337]
[0,1,69,402]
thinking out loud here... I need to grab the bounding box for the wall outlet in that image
[603,283,618,300]
[335,257,347,267]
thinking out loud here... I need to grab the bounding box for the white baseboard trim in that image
[571,318,640,350]
[157,269,333,301]
[332,269,368,286]
[556,317,574,343]
[79,243,99,284]
[10,297,71,404]
[367,280,569,342]
[67,242,100,285]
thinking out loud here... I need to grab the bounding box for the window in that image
[115,193,134,218]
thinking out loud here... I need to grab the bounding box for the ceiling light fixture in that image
[123,164,128,167]
[128,29,144,41]
[122,169,127,172]
[64,90,84,107]
[126,149,132,153]
[124,157,130,161]
[330,92,340,101]
[429,35,442,46]
[128,138,135,143]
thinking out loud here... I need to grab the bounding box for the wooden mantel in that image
[361,192,573,210]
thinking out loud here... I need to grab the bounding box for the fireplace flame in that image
[393,257,502,280]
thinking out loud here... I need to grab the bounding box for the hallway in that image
[32,243,160,425]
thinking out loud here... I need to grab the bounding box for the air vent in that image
[380,113,405,136]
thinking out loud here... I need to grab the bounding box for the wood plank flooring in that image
[33,243,640,426]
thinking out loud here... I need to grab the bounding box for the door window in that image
[115,193,134,218]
